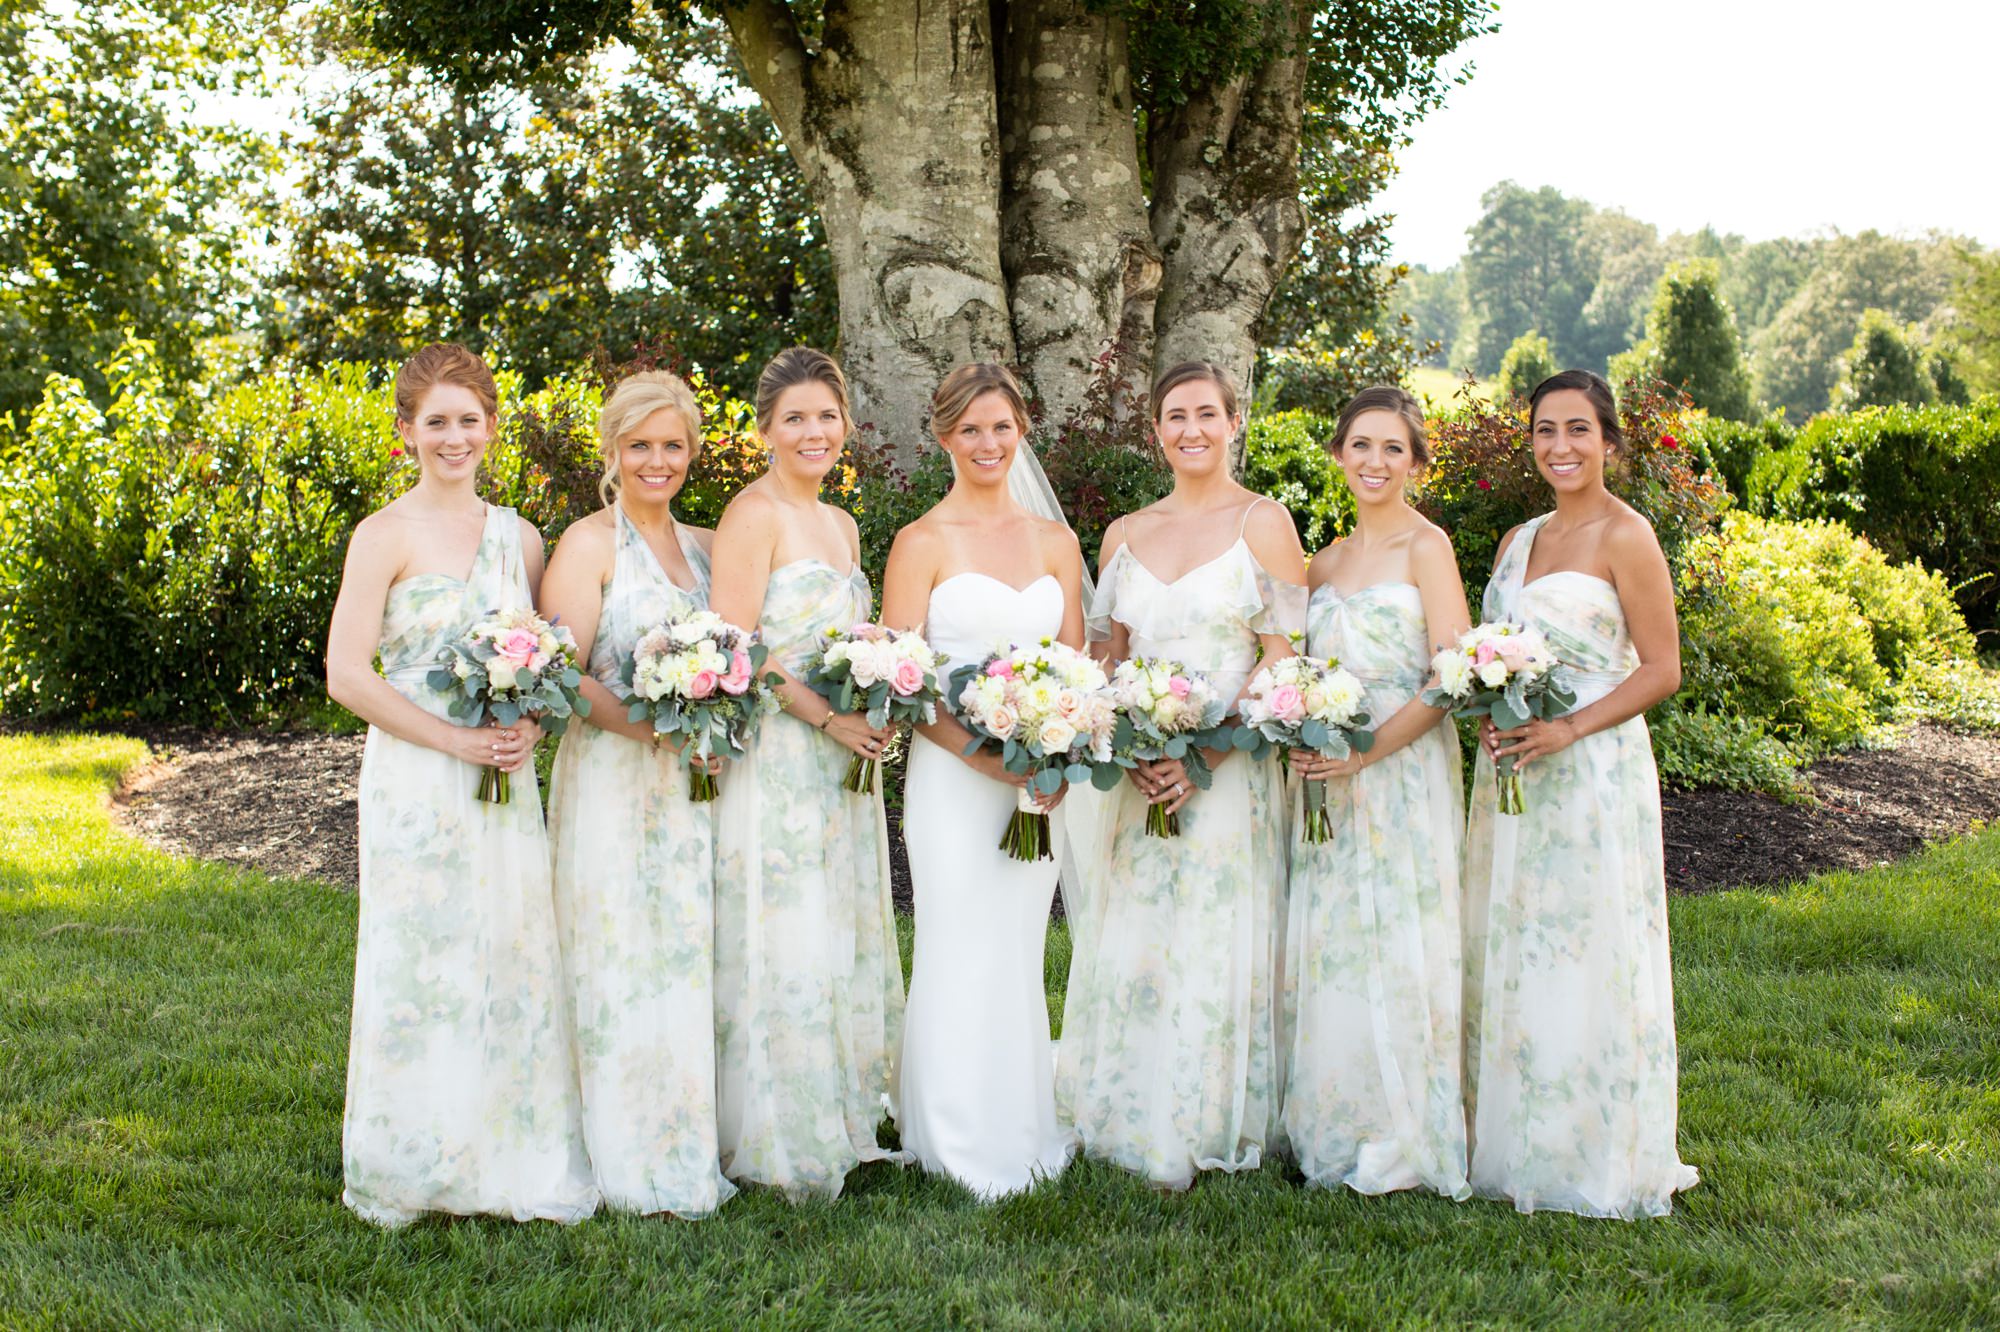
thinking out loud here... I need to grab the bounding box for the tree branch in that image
[720,0,812,153]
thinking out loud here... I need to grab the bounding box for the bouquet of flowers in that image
[427,607,589,804]
[950,638,1117,862]
[623,610,781,801]
[1235,656,1375,844]
[805,622,948,793]
[1103,658,1234,838]
[1421,622,1575,815]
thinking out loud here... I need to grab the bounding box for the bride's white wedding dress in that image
[895,571,1076,1199]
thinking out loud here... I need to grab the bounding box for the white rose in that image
[1038,717,1077,753]
[1476,659,1510,689]
[487,661,517,691]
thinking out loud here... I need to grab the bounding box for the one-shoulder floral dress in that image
[546,508,734,1218]
[343,504,596,1227]
[712,559,906,1200]
[1462,512,1699,1219]
[1057,511,1304,1187]
[1281,581,1469,1199]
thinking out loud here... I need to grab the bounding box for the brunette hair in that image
[1150,360,1241,421]
[1528,369,1623,449]
[754,347,851,437]
[393,342,497,422]
[1330,385,1430,465]
[930,362,1031,441]
[597,371,703,505]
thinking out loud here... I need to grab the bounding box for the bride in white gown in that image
[880,364,1087,1198]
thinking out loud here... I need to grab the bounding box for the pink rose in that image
[1474,639,1499,665]
[987,703,1020,739]
[1168,676,1192,698]
[986,659,1016,679]
[1269,683,1305,723]
[1492,636,1531,670]
[689,670,719,699]
[891,658,924,696]
[720,650,752,695]
[499,628,540,666]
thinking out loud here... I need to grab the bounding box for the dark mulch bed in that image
[1662,723,2000,892]
[93,722,2000,899]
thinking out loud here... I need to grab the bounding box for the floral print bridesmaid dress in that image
[546,507,735,1217]
[344,504,597,1227]
[1281,581,1469,1198]
[712,559,905,1200]
[1057,505,1304,1187]
[1462,512,1699,1218]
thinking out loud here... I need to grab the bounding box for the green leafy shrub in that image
[1748,396,2000,629]
[1240,409,1352,552]
[0,341,401,719]
[1495,331,1556,403]
[1676,514,1973,754]
[0,340,767,721]
[1651,704,1807,799]
[1895,657,2000,732]
[1684,412,1794,503]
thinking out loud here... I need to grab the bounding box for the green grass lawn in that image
[4,733,1999,1328]
[1408,364,1496,409]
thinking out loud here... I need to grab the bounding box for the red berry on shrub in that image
[1476,478,1493,491]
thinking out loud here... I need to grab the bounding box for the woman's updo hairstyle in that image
[930,362,1031,442]
[754,347,851,438]
[596,370,702,505]
[1150,360,1241,422]
[1330,384,1430,466]
[1528,369,1623,450]
[393,342,497,422]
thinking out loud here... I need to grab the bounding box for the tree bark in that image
[995,0,1157,432]
[722,0,1015,459]
[1146,0,1313,446]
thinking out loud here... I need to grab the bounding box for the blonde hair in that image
[394,342,497,422]
[930,362,1031,442]
[1150,359,1240,421]
[754,347,851,438]
[1331,385,1430,466]
[597,371,703,505]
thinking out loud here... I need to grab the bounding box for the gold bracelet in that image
[817,711,834,732]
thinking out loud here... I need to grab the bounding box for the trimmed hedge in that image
[1748,396,2000,629]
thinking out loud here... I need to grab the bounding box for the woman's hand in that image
[457,719,538,772]
[1489,716,1577,769]
[1290,748,1366,781]
[823,711,891,761]
[1129,756,1195,816]
[1033,778,1068,813]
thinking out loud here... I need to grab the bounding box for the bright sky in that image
[1374,0,2000,269]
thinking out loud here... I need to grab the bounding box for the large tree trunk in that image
[723,0,1015,457]
[1146,0,1313,445]
[995,0,1158,433]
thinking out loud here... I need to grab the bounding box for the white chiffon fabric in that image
[1056,507,1306,1187]
[1463,513,1699,1218]
[545,509,735,1217]
[1281,581,1469,1199]
[343,504,597,1227]
[712,559,907,1200]
[896,572,1076,1198]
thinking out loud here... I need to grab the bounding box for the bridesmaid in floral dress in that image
[708,347,905,1201]
[541,371,735,1218]
[325,343,595,1226]
[1282,386,1472,1199]
[1057,361,1307,1188]
[1463,369,1699,1218]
